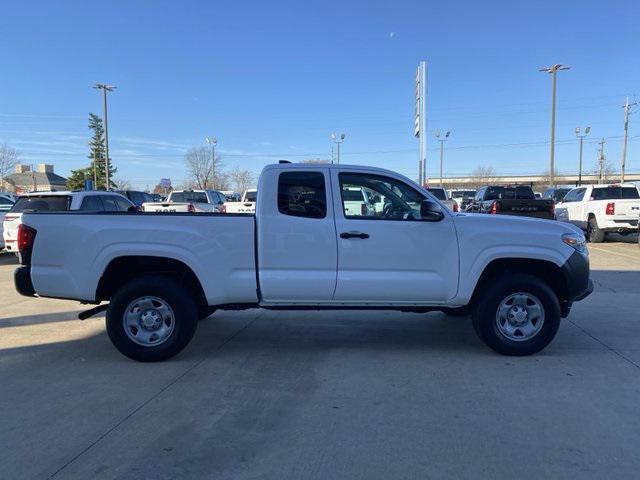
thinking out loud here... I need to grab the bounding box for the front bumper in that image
[559,250,593,316]
[14,266,36,297]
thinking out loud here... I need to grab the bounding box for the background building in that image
[1,164,67,193]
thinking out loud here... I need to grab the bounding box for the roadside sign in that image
[160,178,171,189]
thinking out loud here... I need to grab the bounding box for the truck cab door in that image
[331,170,459,303]
[257,169,337,302]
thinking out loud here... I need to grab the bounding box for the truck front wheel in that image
[472,274,560,356]
[106,275,198,362]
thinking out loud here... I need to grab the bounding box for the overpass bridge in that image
[426,172,640,189]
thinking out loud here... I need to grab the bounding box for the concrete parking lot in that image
[1,237,639,479]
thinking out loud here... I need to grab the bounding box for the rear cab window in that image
[278,172,326,219]
[426,188,447,201]
[171,191,208,203]
[485,186,534,200]
[591,187,640,200]
[11,195,71,212]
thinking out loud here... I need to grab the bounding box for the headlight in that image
[562,232,586,253]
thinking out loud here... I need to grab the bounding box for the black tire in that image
[587,216,605,243]
[441,306,469,317]
[198,307,217,321]
[471,273,560,356]
[106,275,198,362]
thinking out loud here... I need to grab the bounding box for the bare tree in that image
[470,165,497,187]
[0,143,20,189]
[113,176,132,190]
[540,168,559,186]
[229,167,255,194]
[184,146,225,189]
[594,160,616,183]
[300,158,330,164]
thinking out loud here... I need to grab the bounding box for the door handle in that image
[340,231,370,239]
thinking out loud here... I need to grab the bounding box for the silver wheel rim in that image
[123,296,175,347]
[495,292,545,342]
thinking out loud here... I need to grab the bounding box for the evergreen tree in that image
[67,113,117,190]
[87,113,117,190]
[66,166,92,190]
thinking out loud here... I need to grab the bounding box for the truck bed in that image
[21,211,259,305]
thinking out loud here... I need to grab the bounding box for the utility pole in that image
[597,138,606,184]
[93,83,116,190]
[331,133,345,164]
[539,64,570,186]
[435,130,451,186]
[30,164,37,192]
[205,136,217,189]
[621,97,637,183]
[575,126,590,186]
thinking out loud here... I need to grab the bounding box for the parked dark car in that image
[116,190,155,208]
[466,185,555,219]
[542,187,572,203]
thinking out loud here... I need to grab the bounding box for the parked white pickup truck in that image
[555,184,640,242]
[224,189,257,214]
[142,189,227,213]
[14,163,592,361]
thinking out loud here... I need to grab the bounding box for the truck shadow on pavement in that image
[1,269,637,361]
[0,252,18,266]
[0,310,95,328]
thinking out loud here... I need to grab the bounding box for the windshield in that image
[452,190,476,199]
[591,187,639,200]
[170,191,208,203]
[10,195,71,212]
[244,191,257,202]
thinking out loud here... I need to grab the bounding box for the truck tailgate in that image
[142,202,192,212]
[497,199,555,219]
[610,199,640,220]
[22,212,258,305]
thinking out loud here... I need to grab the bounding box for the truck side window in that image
[339,172,424,220]
[80,196,105,211]
[278,172,326,219]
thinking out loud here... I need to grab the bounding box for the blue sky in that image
[1,0,639,189]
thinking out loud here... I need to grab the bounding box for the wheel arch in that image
[469,258,569,315]
[96,255,207,309]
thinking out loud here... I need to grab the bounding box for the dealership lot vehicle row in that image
[1,239,639,478]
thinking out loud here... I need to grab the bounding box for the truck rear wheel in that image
[106,275,198,362]
[471,274,560,356]
[587,217,605,243]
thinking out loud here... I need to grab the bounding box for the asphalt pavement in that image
[1,237,639,479]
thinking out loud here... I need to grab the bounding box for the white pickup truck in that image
[555,184,640,242]
[14,163,592,361]
[142,189,227,213]
[224,189,257,214]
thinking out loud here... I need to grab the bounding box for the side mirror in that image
[420,200,444,222]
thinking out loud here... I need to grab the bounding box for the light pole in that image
[205,136,217,189]
[331,133,346,164]
[93,83,116,190]
[435,130,450,186]
[539,64,570,187]
[575,126,590,186]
